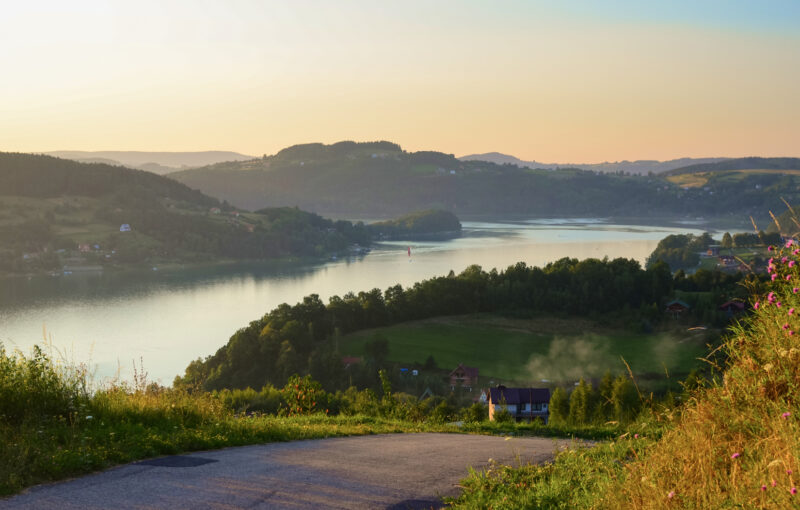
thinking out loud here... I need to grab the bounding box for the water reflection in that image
[0,220,710,384]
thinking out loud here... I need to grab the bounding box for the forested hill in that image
[0,153,369,274]
[168,142,800,220]
[663,157,800,176]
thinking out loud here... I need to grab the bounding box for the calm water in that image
[0,219,709,384]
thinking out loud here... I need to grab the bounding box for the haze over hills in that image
[459,152,728,175]
[44,150,254,175]
[167,141,800,221]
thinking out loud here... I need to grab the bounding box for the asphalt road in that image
[1,433,570,510]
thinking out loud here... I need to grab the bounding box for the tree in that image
[548,387,569,424]
[721,232,733,249]
[569,378,597,425]
[611,375,640,423]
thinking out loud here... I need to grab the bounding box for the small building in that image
[666,299,690,318]
[719,300,746,316]
[707,245,721,256]
[718,255,736,266]
[119,224,131,232]
[78,243,91,253]
[487,386,550,423]
[449,363,479,391]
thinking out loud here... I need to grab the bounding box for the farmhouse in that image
[487,385,550,423]
[449,363,479,391]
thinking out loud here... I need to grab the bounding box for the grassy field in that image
[340,315,709,383]
[666,168,800,188]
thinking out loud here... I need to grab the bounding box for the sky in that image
[1,0,799,163]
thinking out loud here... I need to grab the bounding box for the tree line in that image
[175,258,754,394]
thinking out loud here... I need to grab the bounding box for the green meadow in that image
[339,315,709,383]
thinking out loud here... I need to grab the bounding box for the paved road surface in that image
[1,433,570,509]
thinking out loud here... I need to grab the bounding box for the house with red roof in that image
[449,363,479,391]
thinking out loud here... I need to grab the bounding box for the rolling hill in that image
[45,150,254,175]
[459,152,727,175]
[0,153,369,275]
[168,141,800,222]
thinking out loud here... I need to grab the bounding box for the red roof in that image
[449,363,479,379]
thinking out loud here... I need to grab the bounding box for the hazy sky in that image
[2,1,798,162]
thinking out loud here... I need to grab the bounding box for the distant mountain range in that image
[458,152,729,175]
[44,150,254,175]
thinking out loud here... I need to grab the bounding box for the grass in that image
[340,315,708,383]
[666,169,800,189]
[452,240,800,509]
[0,343,621,498]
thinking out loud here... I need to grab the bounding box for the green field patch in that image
[340,315,708,383]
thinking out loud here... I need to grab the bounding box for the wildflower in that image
[788,469,793,475]
[773,480,778,487]
[788,240,795,248]
[754,302,760,310]
[795,249,800,255]
[788,275,793,281]
[769,245,775,252]
[770,257,775,265]
[791,261,797,268]
[793,487,798,495]
[794,287,799,294]
[783,412,792,419]
[790,308,796,316]
[777,301,782,308]
[772,274,778,281]
[731,452,741,459]
[783,323,790,330]
[634,433,639,439]
[791,331,796,336]
[667,491,675,499]
[783,257,789,264]
[768,292,776,303]
[761,485,767,491]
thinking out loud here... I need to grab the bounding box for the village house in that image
[719,300,746,317]
[487,385,550,423]
[665,299,690,318]
[449,363,479,391]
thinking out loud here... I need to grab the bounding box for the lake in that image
[0,219,710,385]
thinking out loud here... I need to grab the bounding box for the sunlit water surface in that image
[0,219,710,384]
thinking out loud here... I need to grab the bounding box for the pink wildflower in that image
[788,275,793,281]
[754,302,760,310]
[795,249,800,256]
[783,257,789,264]
[667,491,675,499]
[770,257,775,265]
[773,479,778,487]
[794,287,799,294]
[731,452,741,459]
[791,260,797,268]
[783,412,792,419]
[788,240,795,248]
[772,274,778,281]
[788,469,793,475]
[768,292,776,303]
[769,245,775,252]
[790,308,795,315]
[777,301,782,308]
[761,484,767,491]
[783,323,790,330]
[634,433,639,439]
[791,331,795,336]
[793,487,798,495]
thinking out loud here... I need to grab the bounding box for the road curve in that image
[1,433,570,510]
